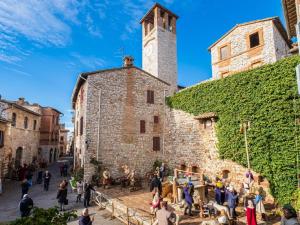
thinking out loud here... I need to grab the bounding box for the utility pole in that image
[240,121,251,169]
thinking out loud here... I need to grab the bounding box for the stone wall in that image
[211,19,289,79]
[0,121,11,179]
[164,109,273,202]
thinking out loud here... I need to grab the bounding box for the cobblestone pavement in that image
[0,158,122,225]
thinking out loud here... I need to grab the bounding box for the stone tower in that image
[140,3,178,92]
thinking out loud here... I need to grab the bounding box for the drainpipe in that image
[163,89,167,155]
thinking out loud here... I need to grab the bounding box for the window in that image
[153,137,160,151]
[147,90,154,104]
[154,116,159,124]
[24,117,28,129]
[168,15,173,31]
[140,120,146,133]
[220,45,230,60]
[76,121,78,136]
[60,136,64,141]
[0,130,4,148]
[80,117,83,135]
[12,113,16,127]
[249,32,260,48]
[33,120,37,130]
[161,11,166,29]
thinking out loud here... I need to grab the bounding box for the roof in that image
[282,0,297,38]
[0,99,41,116]
[208,17,291,51]
[42,107,63,115]
[194,112,218,120]
[0,117,11,124]
[71,66,170,109]
[140,2,179,24]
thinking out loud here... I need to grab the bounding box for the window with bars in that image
[153,136,160,151]
[147,90,154,104]
[140,120,146,133]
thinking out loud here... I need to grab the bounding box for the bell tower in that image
[140,3,178,92]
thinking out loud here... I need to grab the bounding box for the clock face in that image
[145,42,153,57]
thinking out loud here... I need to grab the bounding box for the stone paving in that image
[0,158,122,225]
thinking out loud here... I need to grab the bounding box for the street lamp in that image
[240,121,251,169]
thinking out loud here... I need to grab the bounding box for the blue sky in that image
[0,0,284,129]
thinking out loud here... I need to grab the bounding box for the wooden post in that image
[127,207,129,225]
[111,201,114,218]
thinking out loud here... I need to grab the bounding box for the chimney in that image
[123,56,134,67]
[17,97,25,105]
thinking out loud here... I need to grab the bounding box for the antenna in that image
[114,47,126,66]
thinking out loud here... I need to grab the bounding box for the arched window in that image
[24,117,28,129]
[12,113,17,127]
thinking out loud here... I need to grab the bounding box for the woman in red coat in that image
[246,199,257,225]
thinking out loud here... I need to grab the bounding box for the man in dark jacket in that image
[84,182,95,208]
[21,179,30,199]
[19,194,33,217]
[150,174,162,195]
[79,208,94,225]
[43,170,51,191]
[57,183,68,211]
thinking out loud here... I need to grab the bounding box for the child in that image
[246,200,257,225]
[150,188,160,214]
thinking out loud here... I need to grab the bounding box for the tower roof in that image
[140,3,179,24]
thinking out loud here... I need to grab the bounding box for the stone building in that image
[38,107,62,164]
[59,124,69,156]
[209,17,291,79]
[0,98,41,178]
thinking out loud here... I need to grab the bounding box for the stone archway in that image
[49,148,53,163]
[15,147,23,168]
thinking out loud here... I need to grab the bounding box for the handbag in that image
[64,199,69,205]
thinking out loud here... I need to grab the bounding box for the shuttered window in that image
[147,90,154,104]
[12,113,16,127]
[140,120,146,133]
[24,117,28,129]
[0,130,4,148]
[80,117,83,135]
[153,137,160,151]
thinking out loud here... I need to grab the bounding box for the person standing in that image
[226,186,238,219]
[102,168,111,189]
[77,180,84,203]
[254,190,265,220]
[60,164,64,177]
[246,200,257,225]
[281,204,300,225]
[21,179,30,199]
[183,183,193,216]
[57,183,68,211]
[79,208,94,225]
[150,173,162,196]
[84,182,95,208]
[43,170,51,191]
[155,201,172,225]
[63,163,68,177]
[19,194,33,217]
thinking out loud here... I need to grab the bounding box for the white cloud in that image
[70,52,106,69]
[86,14,102,38]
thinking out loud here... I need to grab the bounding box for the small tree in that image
[10,207,77,225]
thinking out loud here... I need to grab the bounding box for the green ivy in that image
[167,55,300,204]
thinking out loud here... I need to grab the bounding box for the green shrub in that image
[167,56,300,204]
[10,207,77,225]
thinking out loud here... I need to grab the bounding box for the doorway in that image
[15,147,23,168]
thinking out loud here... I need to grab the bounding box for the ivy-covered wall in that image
[167,56,300,204]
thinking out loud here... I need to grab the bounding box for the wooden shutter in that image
[153,137,160,151]
[154,116,159,124]
[147,90,154,104]
[0,130,4,148]
[140,120,146,133]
